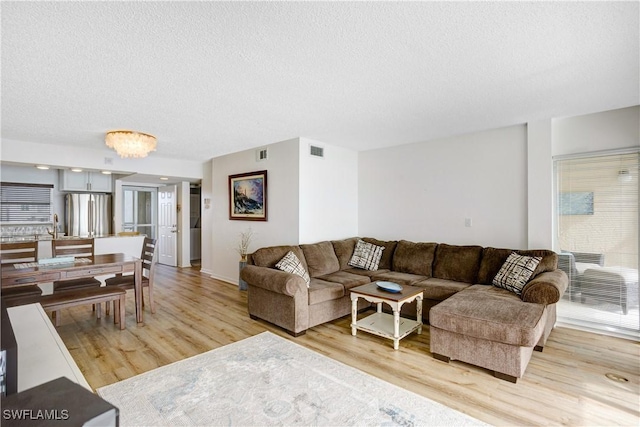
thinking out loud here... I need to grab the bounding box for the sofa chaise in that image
[241,237,568,382]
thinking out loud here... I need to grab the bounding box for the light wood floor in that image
[54,264,639,426]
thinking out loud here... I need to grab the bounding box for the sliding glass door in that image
[122,186,157,239]
[554,150,639,337]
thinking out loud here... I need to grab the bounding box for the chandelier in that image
[105,130,157,158]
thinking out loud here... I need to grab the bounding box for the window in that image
[122,186,157,239]
[0,182,53,223]
[554,150,639,337]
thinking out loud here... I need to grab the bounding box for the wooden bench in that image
[40,287,126,330]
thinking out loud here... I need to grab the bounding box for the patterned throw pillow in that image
[492,252,542,295]
[275,251,311,286]
[348,239,384,271]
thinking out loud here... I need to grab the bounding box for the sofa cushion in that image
[362,238,397,270]
[492,253,542,296]
[332,238,359,270]
[477,247,558,285]
[308,278,345,305]
[433,244,483,284]
[343,268,391,278]
[429,285,546,347]
[318,271,371,290]
[275,251,310,286]
[415,278,471,301]
[392,240,437,276]
[371,271,428,288]
[252,245,308,270]
[301,241,340,277]
[349,239,384,271]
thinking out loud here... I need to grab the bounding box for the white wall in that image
[552,106,640,156]
[200,160,214,275]
[358,125,529,249]
[205,137,359,283]
[527,120,553,249]
[210,138,300,284]
[298,138,359,243]
[178,181,191,267]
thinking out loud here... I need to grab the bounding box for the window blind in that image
[0,182,53,223]
[555,151,639,336]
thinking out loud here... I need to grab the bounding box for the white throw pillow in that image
[348,239,384,271]
[275,251,310,286]
[492,252,542,295]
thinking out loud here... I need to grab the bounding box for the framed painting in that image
[229,170,267,221]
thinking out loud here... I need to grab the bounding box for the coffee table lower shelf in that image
[354,312,421,342]
[350,282,424,350]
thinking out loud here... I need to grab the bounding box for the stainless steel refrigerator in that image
[64,193,112,237]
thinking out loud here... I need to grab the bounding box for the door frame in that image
[158,185,178,267]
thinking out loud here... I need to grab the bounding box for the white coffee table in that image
[350,282,423,350]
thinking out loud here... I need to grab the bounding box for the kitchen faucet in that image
[47,213,59,239]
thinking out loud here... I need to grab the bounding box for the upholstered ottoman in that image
[429,284,555,383]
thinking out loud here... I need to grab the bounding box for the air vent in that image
[310,145,324,158]
[256,148,268,162]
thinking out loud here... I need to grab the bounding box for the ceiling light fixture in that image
[160,177,169,181]
[105,130,157,158]
[101,171,112,175]
[71,168,83,172]
[35,165,50,170]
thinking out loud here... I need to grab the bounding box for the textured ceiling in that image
[2,1,638,161]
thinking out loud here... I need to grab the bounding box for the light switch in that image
[465,218,472,227]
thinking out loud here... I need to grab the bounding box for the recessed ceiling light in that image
[35,165,49,170]
[160,177,169,181]
[101,171,112,175]
[71,168,83,172]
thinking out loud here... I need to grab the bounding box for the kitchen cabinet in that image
[59,170,112,192]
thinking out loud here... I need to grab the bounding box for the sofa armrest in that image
[521,270,568,304]
[240,265,307,297]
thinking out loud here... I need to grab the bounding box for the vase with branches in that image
[236,228,254,262]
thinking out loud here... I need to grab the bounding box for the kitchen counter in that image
[0,236,49,242]
[1,233,145,260]
[0,234,145,243]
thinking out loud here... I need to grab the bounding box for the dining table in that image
[1,253,144,323]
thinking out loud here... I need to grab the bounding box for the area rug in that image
[97,332,486,426]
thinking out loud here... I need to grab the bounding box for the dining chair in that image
[50,237,102,323]
[51,238,101,291]
[0,241,43,307]
[105,237,157,314]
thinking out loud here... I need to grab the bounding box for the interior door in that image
[158,185,177,266]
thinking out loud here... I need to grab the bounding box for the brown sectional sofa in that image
[241,237,568,382]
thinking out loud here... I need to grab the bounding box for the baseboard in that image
[199,268,213,275]
[209,273,237,285]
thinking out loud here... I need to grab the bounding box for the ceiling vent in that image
[310,145,324,158]
[256,148,268,162]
